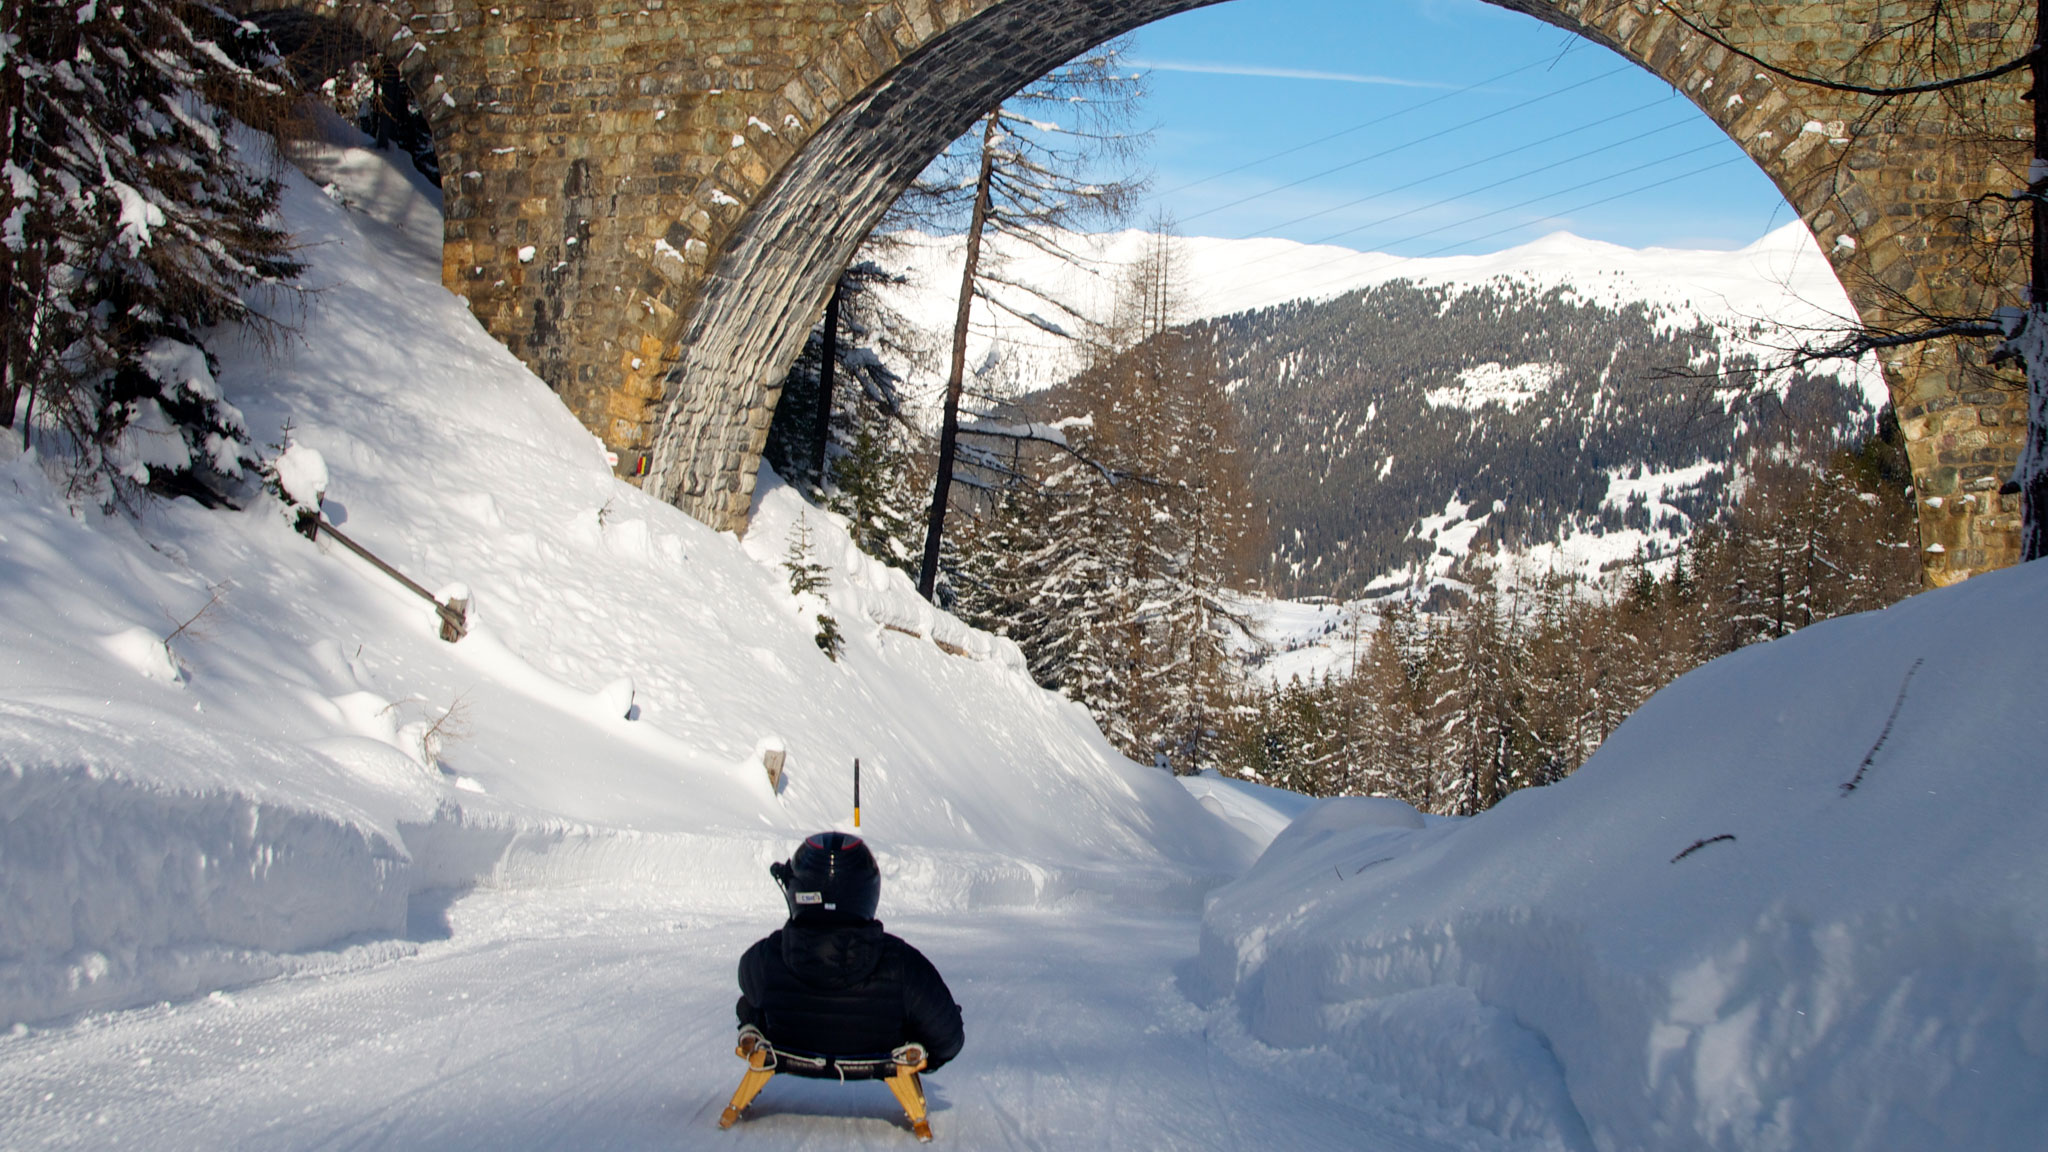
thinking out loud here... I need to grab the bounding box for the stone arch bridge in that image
[240,0,2029,583]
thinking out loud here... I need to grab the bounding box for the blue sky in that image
[1122,0,1797,253]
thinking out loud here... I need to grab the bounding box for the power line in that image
[1409,158,1744,259]
[1204,127,1730,285]
[1221,152,1746,300]
[1230,93,1687,241]
[1356,141,1731,253]
[1148,55,1556,201]
[1177,63,1636,225]
[1266,118,1712,253]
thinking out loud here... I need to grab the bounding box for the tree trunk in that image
[917,111,1001,600]
[0,0,32,432]
[811,278,844,487]
[2024,0,2048,560]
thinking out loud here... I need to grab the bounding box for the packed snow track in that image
[0,891,1475,1152]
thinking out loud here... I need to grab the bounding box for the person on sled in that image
[733,829,964,1080]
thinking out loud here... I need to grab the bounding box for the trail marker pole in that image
[853,758,862,828]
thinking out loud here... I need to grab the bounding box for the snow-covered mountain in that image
[1211,276,1884,597]
[872,226,1882,598]
[871,224,1879,403]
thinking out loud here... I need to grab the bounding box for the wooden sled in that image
[718,1032,933,1142]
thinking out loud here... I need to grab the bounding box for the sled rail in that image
[718,1034,932,1142]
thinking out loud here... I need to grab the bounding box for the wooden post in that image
[299,511,470,644]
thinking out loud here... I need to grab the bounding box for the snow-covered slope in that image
[0,133,1243,1027]
[873,224,1879,406]
[1223,593,1370,688]
[1198,560,2048,1151]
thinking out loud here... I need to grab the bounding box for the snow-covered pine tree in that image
[828,415,925,575]
[765,263,923,487]
[1005,228,1259,773]
[1426,563,1518,815]
[1363,599,1454,811]
[2,0,300,504]
[1007,455,1136,740]
[1112,234,1259,772]
[1517,569,1608,780]
[782,512,843,660]
[761,260,929,574]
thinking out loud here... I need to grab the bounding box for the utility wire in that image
[1407,157,1743,259]
[1243,119,1713,261]
[1148,55,1556,200]
[1220,154,1746,300]
[1232,94,1688,241]
[1178,63,1635,225]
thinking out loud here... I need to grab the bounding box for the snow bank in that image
[0,700,421,1025]
[0,138,1242,1026]
[1178,773,1319,854]
[1198,562,2048,1151]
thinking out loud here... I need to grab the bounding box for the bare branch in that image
[1653,0,2032,97]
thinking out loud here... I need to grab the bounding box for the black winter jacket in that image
[735,919,964,1071]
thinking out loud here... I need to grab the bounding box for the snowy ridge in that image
[872,224,1880,406]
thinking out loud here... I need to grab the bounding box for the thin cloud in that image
[1130,57,1455,89]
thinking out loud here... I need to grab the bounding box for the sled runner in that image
[717,1028,934,1142]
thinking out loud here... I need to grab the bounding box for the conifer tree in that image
[761,261,929,575]
[2,0,300,503]
[1003,229,1261,772]
[1214,419,1918,815]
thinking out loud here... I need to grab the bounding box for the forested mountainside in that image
[1199,278,1876,598]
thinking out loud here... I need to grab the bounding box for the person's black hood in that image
[779,918,886,990]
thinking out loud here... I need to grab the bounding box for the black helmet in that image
[770,831,880,922]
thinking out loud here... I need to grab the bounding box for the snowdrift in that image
[0,130,1242,1027]
[1198,562,2048,1151]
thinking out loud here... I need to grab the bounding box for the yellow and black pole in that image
[853,758,861,829]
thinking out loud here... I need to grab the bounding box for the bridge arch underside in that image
[236,0,461,140]
[644,0,2027,586]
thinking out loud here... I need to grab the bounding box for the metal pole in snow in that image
[854,758,861,829]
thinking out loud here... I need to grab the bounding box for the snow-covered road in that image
[0,888,1468,1152]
